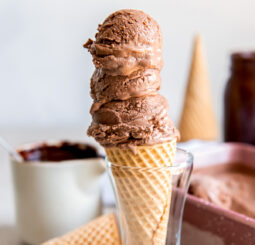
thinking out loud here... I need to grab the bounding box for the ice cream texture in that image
[84,9,163,76]
[189,163,255,219]
[85,9,179,148]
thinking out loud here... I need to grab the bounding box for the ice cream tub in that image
[181,143,255,245]
[10,140,106,245]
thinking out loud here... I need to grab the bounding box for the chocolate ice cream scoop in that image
[87,94,179,147]
[84,9,163,76]
[90,68,161,113]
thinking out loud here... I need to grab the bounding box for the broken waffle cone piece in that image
[41,213,120,245]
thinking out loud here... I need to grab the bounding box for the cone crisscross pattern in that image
[106,140,176,245]
[42,213,120,245]
[106,140,176,167]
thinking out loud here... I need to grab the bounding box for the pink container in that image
[181,143,255,245]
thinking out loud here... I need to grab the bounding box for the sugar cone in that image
[178,35,218,142]
[106,139,176,245]
[41,213,120,245]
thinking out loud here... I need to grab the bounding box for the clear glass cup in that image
[107,148,193,245]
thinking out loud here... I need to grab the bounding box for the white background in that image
[1,0,255,135]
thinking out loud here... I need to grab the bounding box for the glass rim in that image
[106,148,193,170]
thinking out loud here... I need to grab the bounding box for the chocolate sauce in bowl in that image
[18,141,99,162]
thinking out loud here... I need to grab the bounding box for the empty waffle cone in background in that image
[106,139,176,245]
[178,35,218,142]
[42,213,120,245]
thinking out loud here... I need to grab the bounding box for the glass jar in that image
[224,52,255,144]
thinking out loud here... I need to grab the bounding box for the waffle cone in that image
[41,213,120,245]
[178,35,218,142]
[106,139,176,245]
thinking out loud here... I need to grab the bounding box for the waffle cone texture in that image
[106,139,176,245]
[42,213,120,245]
[178,35,218,142]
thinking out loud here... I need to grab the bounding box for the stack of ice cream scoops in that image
[43,9,180,245]
[85,9,179,147]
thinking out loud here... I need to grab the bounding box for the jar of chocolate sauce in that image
[224,52,255,144]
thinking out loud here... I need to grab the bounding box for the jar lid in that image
[232,52,255,62]
[231,51,255,74]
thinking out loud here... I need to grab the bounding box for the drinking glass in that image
[107,148,193,245]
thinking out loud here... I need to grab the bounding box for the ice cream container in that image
[182,143,255,245]
[10,140,106,245]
